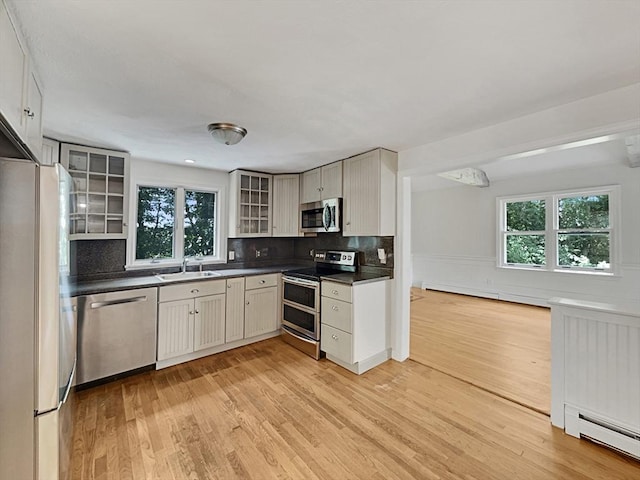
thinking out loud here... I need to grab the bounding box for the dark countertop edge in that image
[319,273,391,285]
[71,265,302,297]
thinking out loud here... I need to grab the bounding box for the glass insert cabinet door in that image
[231,170,272,237]
[61,144,129,239]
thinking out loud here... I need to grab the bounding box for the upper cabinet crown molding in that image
[0,0,44,161]
[300,161,343,203]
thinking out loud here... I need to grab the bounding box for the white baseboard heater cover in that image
[565,406,640,459]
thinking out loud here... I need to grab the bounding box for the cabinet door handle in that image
[23,107,35,118]
[332,305,338,311]
[332,334,338,340]
[191,289,199,294]
[332,290,339,295]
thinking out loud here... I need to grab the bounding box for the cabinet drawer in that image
[321,281,352,303]
[245,273,278,290]
[321,297,352,333]
[321,324,352,364]
[159,279,226,302]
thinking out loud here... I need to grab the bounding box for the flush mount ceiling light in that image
[437,167,490,187]
[184,159,196,164]
[207,123,247,146]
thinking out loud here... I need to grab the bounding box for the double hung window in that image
[498,186,618,274]
[132,185,219,265]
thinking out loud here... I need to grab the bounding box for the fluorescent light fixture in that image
[437,167,490,187]
[184,159,196,164]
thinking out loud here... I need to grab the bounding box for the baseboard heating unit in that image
[549,298,640,460]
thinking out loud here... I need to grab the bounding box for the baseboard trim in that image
[326,348,391,375]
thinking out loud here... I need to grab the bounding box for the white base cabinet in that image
[245,274,279,338]
[321,280,390,374]
[156,274,281,369]
[157,279,226,361]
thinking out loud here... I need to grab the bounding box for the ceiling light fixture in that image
[184,159,196,164]
[207,123,247,146]
[437,167,490,187]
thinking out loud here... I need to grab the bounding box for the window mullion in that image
[174,187,185,260]
[547,195,556,271]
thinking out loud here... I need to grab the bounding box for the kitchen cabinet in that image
[40,138,59,166]
[244,273,279,338]
[272,174,301,237]
[225,277,245,342]
[228,170,272,237]
[0,0,43,160]
[343,148,397,236]
[61,143,129,239]
[320,279,390,374]
[157,279,226,361]
[300,161,343,203]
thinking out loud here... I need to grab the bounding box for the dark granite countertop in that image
[71,265,304,296]
[320,272,391,285]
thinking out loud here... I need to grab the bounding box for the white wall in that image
[412,163,640,306]
[126,158,230,267]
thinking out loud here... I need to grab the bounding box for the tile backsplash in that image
[73,234,394,281]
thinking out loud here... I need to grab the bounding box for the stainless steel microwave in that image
[300,198,341,233]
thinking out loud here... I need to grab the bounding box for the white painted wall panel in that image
[412,163,640,305]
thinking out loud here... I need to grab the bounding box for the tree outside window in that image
[135,186,217,263]
[499,187,616,274]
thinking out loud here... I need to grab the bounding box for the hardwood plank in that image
[71,337,639,480]
[410,288,551,414]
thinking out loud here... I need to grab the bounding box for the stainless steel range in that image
[281,250,357,359]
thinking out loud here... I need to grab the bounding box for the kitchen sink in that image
[155,271,222,282]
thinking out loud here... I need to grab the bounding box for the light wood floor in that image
[70,337,640,479]
[410,288,551,414]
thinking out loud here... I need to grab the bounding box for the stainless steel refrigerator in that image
[0,159,76,480]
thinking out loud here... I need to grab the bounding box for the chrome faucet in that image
[182,257,190,273]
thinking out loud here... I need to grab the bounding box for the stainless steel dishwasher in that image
[76,287,158,386]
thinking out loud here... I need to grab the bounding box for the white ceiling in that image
[8,0,640,173]
[411,137,631,191]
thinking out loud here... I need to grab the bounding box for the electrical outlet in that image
[255,250,261,258]
[228,250,235,261]
[309,249,314,257]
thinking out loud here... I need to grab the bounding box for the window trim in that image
[126,181,225,270]
[497,185,620,275]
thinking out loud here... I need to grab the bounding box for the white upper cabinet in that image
[40,138,59,166]
[23,70,43,159]
[343,149,397,237]
[228,170,272,238]
[61,144,130,239]
[272,174,301,237]
[300,161,343,203]
[0,0,44,160]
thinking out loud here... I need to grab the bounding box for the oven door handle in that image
[282,276,319,287]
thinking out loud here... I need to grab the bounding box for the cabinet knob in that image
[228,284,232,288]
[246,301,250,305]
[260,280,266,284]
[189,311,194,315]
[191,289,199,294]
[332,334,338,340]
[23,108,35,118]
[332,305,338,311]
[195,310,199,314]
[346,221,351,226]
[332,290,339,295]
